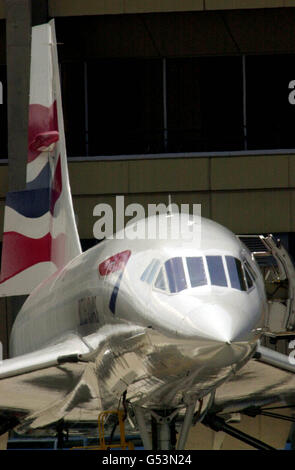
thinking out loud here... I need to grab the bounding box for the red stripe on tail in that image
[0,231,66,283]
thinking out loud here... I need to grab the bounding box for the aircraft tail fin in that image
[0,20,81,296]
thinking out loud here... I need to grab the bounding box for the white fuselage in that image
[9,214,267,409]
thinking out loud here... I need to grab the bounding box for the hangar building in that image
[0,0,295,450]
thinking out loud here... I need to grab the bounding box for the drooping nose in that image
[184,301,260,344]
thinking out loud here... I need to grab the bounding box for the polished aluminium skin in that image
[11,214,266,357]
[2,214,267,430]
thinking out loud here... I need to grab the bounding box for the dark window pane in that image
[60,62,86,156]
[0,65,7,157]
[206,256,227,287]
[165,257,187,293]
[186,257,207,287]
[226,256,247,291]
[87,59,163,156]
[247,55,295,150]
[167,57,243,153]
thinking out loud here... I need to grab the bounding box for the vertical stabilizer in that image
[0,20,82,296]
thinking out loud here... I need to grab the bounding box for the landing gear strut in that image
[134,398,199,450]
[151,409,178,450]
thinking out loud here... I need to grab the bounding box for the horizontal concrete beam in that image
[0,151,294,198]
[211,155,290,191]
[1,150,295,238]
[1,1,294,19]
[48,0,295,17]
[68,153,294,195]
[49,0,202,17]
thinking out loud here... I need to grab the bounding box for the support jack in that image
[202,413,276,450]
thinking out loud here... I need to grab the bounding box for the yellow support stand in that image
[72,410,135,450]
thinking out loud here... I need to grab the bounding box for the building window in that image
[87,59,163,156]
[166,57,244,153]
[246,54,295,150]
[60,54,295,157]
[0,65,7,158]
[60,62,86,157]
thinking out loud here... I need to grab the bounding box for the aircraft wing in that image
[0,324,147,434]
[212,345,295,415]
[0,333,96,434]
[0,334,91,380]
[1,331,295,437]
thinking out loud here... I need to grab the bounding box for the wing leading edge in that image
[212,345,295,415]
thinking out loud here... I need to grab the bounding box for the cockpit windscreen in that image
[141,255,255,294]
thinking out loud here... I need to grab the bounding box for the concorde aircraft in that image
[0,20,295,451]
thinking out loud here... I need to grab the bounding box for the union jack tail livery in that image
[0,20,81,296]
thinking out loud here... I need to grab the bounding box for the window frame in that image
[152,255,210,295]
[225,255,251,292]
[244,259,257,280]
[140,259,161,284]
[164,257,188,294]
[242,260,256,293]
[151,254,257,295]
[153,265,169,293]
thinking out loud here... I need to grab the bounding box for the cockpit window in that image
[151,255,254,294]
[245,260,257,280]
[141,259,161,284]
[141,261,153,282]
[244,267,253,289]
[147,260,161,284]
[186,257,207,287]
[206,256,227,287]
[155,267,167,291]
[226,256,247,291]
[165,257,187,293]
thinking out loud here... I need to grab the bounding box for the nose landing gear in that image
[133,398,201,450]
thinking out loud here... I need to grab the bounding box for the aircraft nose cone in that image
[186,302,255,344]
